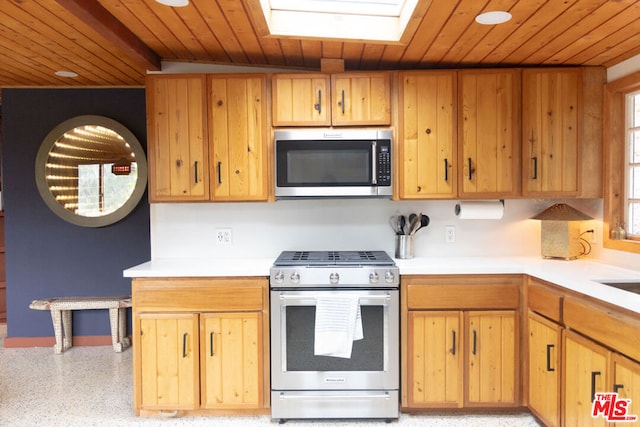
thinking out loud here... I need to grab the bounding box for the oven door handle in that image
[371,141,378,185]
[278,294,392,305]
[277,392,392,400]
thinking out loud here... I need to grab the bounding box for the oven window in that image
[285,305,384,371]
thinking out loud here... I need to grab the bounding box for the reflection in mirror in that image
[36,116,147,227]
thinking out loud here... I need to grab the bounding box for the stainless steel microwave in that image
[274,129,393,198]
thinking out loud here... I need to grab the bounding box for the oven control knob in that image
[274,271,285,284]
[329,272,340,284]
[290,272,300,284]
[369,272,379,283]
[384,270,395,283]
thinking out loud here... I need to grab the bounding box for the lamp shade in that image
[530,203,593,221]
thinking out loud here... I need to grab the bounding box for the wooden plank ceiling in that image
[0,0,639,102]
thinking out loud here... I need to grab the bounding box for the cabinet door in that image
[137,313,199,410]
[522,69,581,196]
[331,72,391,126]
[528,312,561,427]
[611,353,640,426]
[563,330,609,427]
[272,74,330,126]
[458,70,519,198]
[408,311,463,407]
[209,75,268,201]
[399,71,456,199]
[146,75,208,202]
[466,310,518,405]
[200,312,263,409]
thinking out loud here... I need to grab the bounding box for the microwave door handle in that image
[371,141,377,185]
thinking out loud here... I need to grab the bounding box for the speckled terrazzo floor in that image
[0,324,542,427]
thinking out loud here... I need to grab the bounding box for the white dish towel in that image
[314,295,363,358]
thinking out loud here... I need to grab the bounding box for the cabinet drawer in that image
[528,279,562,322]
[564,296,640,362]
[133,277,266,312]
[406,275,521,310]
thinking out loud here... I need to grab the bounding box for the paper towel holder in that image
[454,199,504,216]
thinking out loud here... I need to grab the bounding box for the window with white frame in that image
[626,91,640,237]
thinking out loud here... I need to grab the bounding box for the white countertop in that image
[124,256,640,314]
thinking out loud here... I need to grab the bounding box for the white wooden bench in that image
[29,296,132,354]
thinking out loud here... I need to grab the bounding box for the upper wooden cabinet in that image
[208,75,269,201]
[331,72,391,126]
[522,69,581,196]
[458,69,520,198]
[398,71,457,199]
[272,74,330,126]
[272,72,391,126]
[146,74,269,202]
[146,75,209,202]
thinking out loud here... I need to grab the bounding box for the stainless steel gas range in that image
[269,250,399,423]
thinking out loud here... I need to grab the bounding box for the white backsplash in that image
[150,198,607,262]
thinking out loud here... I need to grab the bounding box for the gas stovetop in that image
[273,250,395,267]
[270,250,398,288]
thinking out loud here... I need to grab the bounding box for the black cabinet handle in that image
[546,344,555,372]
[217,161,222,184]
[314,90,322,113]
[341,89,345,114]
[532,157,538,180]
[182,333,188,358]
[210,331,214,357]
[194,161,199,184]
[591,371,601,402]
[472,330,477,355]
[614,383,624,394]
[444,158,449,182]
[451,330,456,356]
[468,158,475,181]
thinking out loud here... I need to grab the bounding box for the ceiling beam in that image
[54,0,161,71]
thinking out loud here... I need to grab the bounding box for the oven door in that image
[270,289,399,391]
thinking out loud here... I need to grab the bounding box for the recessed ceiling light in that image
[475,11,512,25]
[55,71,78,78]
[155,0,189,6]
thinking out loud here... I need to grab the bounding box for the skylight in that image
[254,0,419,43]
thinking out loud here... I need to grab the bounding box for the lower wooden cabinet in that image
[563,330,609,427]
[132,277,269,416]
[611,353,640,426]
[408,311,462,407]
[403,275,521,409]
[527,312,561,427]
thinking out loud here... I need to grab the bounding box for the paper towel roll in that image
[455,201,504,220]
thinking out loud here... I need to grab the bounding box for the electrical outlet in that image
[215,228,232,246]
[445,225,456,243]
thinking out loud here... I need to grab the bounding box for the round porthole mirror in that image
[35,115,147,227]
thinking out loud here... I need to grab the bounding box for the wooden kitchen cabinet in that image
[200,312,263,409]
[138,312,200,410]
[208,75,269,201]
[331,72,391,126]
[611,353,640,426]
[458,69,520,198]
[398,71,456,199]
[408,311,463,407]
[467,310,518,406]
[402,275,521,409]
[527,312,561,427]
[146,74,209,202]
[522,68,581,197]
[563,330,609,427]
[271,74,330,126]
[272,72,391,126]
[132,277,269,416]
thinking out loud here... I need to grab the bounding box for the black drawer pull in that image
[546,344,555,372]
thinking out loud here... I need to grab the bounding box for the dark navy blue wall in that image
[1,88,150,338]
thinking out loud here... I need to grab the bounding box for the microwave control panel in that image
[377,142,392,186]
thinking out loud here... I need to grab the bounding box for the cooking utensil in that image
[399,215,407,235]
[389,215,401,235]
